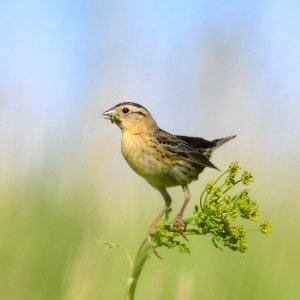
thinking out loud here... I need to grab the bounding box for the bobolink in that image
[101,102,235,240]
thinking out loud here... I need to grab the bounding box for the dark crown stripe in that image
[115,102,148,112]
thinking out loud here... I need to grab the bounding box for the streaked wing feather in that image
[156,130,218,169]
[176,135,216,149]
[177,134,236,159]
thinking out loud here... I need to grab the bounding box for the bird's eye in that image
[122,107,129,114]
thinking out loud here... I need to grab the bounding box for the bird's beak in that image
[101,108,116,119]
[101,108,121,124]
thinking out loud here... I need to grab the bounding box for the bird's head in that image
[101,102,158,133]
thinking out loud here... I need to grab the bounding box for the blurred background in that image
[1,1,300,299]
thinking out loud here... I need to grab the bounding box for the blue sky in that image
[1,1,299,107]
[1,1,300,165]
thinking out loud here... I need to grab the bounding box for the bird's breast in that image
[121,132,200,187]
[121,132,163,177]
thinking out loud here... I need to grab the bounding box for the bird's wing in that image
[175,135,215,149]
[175,135,216,158]
[155,130,219,170]
[176,135,236,158]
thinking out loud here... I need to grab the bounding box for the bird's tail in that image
[212,135,236,149]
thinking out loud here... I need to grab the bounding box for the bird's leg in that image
[172,185,191,238]
[148,187,172,243]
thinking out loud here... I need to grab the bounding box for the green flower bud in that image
[241,171,254,185]
[260,220,272,235]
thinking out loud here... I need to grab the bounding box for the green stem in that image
[125,239,152,300]
[222,179,242,195]
[202,170,227,207]
[199,189,206,210]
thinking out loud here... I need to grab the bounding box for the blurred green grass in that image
[1,159,300,300]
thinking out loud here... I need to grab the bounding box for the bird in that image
[101,102,235,241]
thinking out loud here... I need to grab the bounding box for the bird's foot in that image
[147,227,164,259]
[171,214,188,241]
[171,214,185,230]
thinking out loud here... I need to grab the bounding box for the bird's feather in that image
[155,130,219,170]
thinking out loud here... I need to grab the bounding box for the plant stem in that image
[201,170,227,208]
[125,239,152,300]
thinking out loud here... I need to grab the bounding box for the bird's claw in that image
[171,215,188,241]
[171,215,185,230]
[147,230,164,259]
